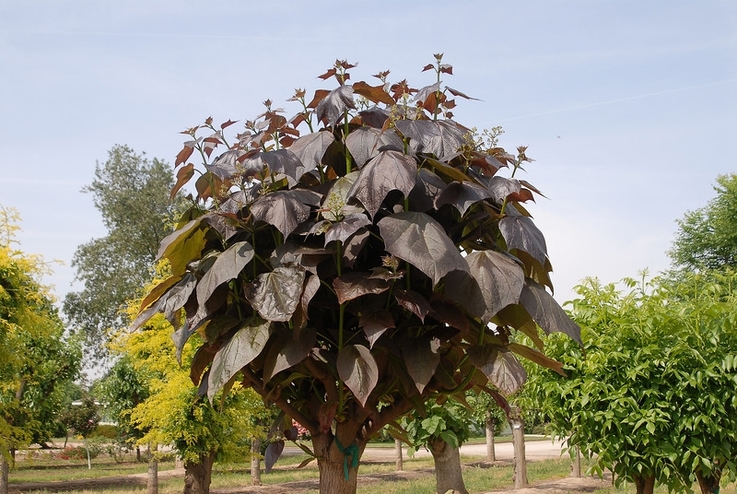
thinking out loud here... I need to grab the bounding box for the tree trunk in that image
[429,437,469,494]
[511,417,527,488]
[136,445,142,462]
[395,438,403,471]
[183,451,216,494]
[485,416,496,462]
[633,474,655,494]
[147,444,158,494]
[570,444,581,477]
[696,470,721,494]
[311,431,362,494]
[251,437,262,485]
[0,454,9,494]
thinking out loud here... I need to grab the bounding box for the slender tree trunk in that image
[571,444,581,477]
[511,417,527,488]
[696,470,721,494]
[0,454,9,494]
[136,445,142,462]
[183,451,216,494]
[429,438,468,494]
[633,474,655,494]
[395,438,403,471]
[251,437,262,485]
[147,443,158,494]
[485,416,496,462]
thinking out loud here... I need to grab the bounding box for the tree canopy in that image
[0,206,81,461]
[64,145,185,357]
[669,173,737,271]
[132,56,580,494]
[533,272,737,494]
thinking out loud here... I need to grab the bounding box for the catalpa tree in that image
[132,55,580,494]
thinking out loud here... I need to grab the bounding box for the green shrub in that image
[91,424,118,439]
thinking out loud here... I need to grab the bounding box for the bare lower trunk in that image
[485,417,496,462]
[311,432,362,494]
[395,438,403,471]
[251,438,262,485]
[1,454,9,494]
[570,444,581,477]
[696,469,721,494]
[136,446,142,462]
[184,451,216,494]
[511,417,527,488]
[633,474,655,494]
[147,447,158,494]
[429,438,468,494]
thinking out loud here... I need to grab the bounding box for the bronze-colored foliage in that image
[133,55,580,492]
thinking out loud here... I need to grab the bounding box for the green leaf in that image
[378,211,467,286]
[207,317,272,403]
[337,344,379,407]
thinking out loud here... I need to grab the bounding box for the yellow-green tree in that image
[0,206,81,493]
[118,285,267,494]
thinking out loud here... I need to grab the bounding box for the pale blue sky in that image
[1,0,735,305]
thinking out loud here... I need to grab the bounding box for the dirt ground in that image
[9,440,613,494]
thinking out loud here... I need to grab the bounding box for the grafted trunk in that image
[311,431,362,494]
[633,474,655,494]
[251,437,262,485]
[395,438,403,471]
[570,444,581,478]
[511,417,527,488]
[1,454,9,494]
[696,469,721,494]
[485,416,496,462]
[184,451,216,494]
[429,438,468,494]
[147,449,158,494]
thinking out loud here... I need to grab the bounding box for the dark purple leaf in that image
[207,317,272,402]
[485,176,521,203]
[347,150,417,218]
[130,273,197,332]
[403,335,441,393]
[435,181,491,215]
[316,85,355,126]
[262,149,305,184]
[337,344,379,407]
[446,251,524,322]
[508,342,565,376]
[262,327,317,382]
[244,264,307,322]
[359,107,390,128]
[467,345,527,396]
[265,440,285,472]
[251,190,320,238]
[288,131,335,173]
[378,211,467,286]
[446,86,480,100]
[394,119,466,161]
[219,185,262,214]
[359,310,395,348]
[196,241,254,305]
[320,172,360,221]
[413,82,441,105]
[394,288,430,322]
[293,273,321,331]
[333,271,392,305]
[519,281,582,344]
[499,213,548,266]
[345,127,404,168]
[408,169,447,212]
[324,213,371,246]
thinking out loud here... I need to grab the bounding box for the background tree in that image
[64,145,185,358]
[0,206,81,493]
[133,56,580,494]
[532,273,737,494]
[121,291,266,494]
[468,390,507,462]
[403,398,473,494]
[96,355,150,461]
[669,173,737,271]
